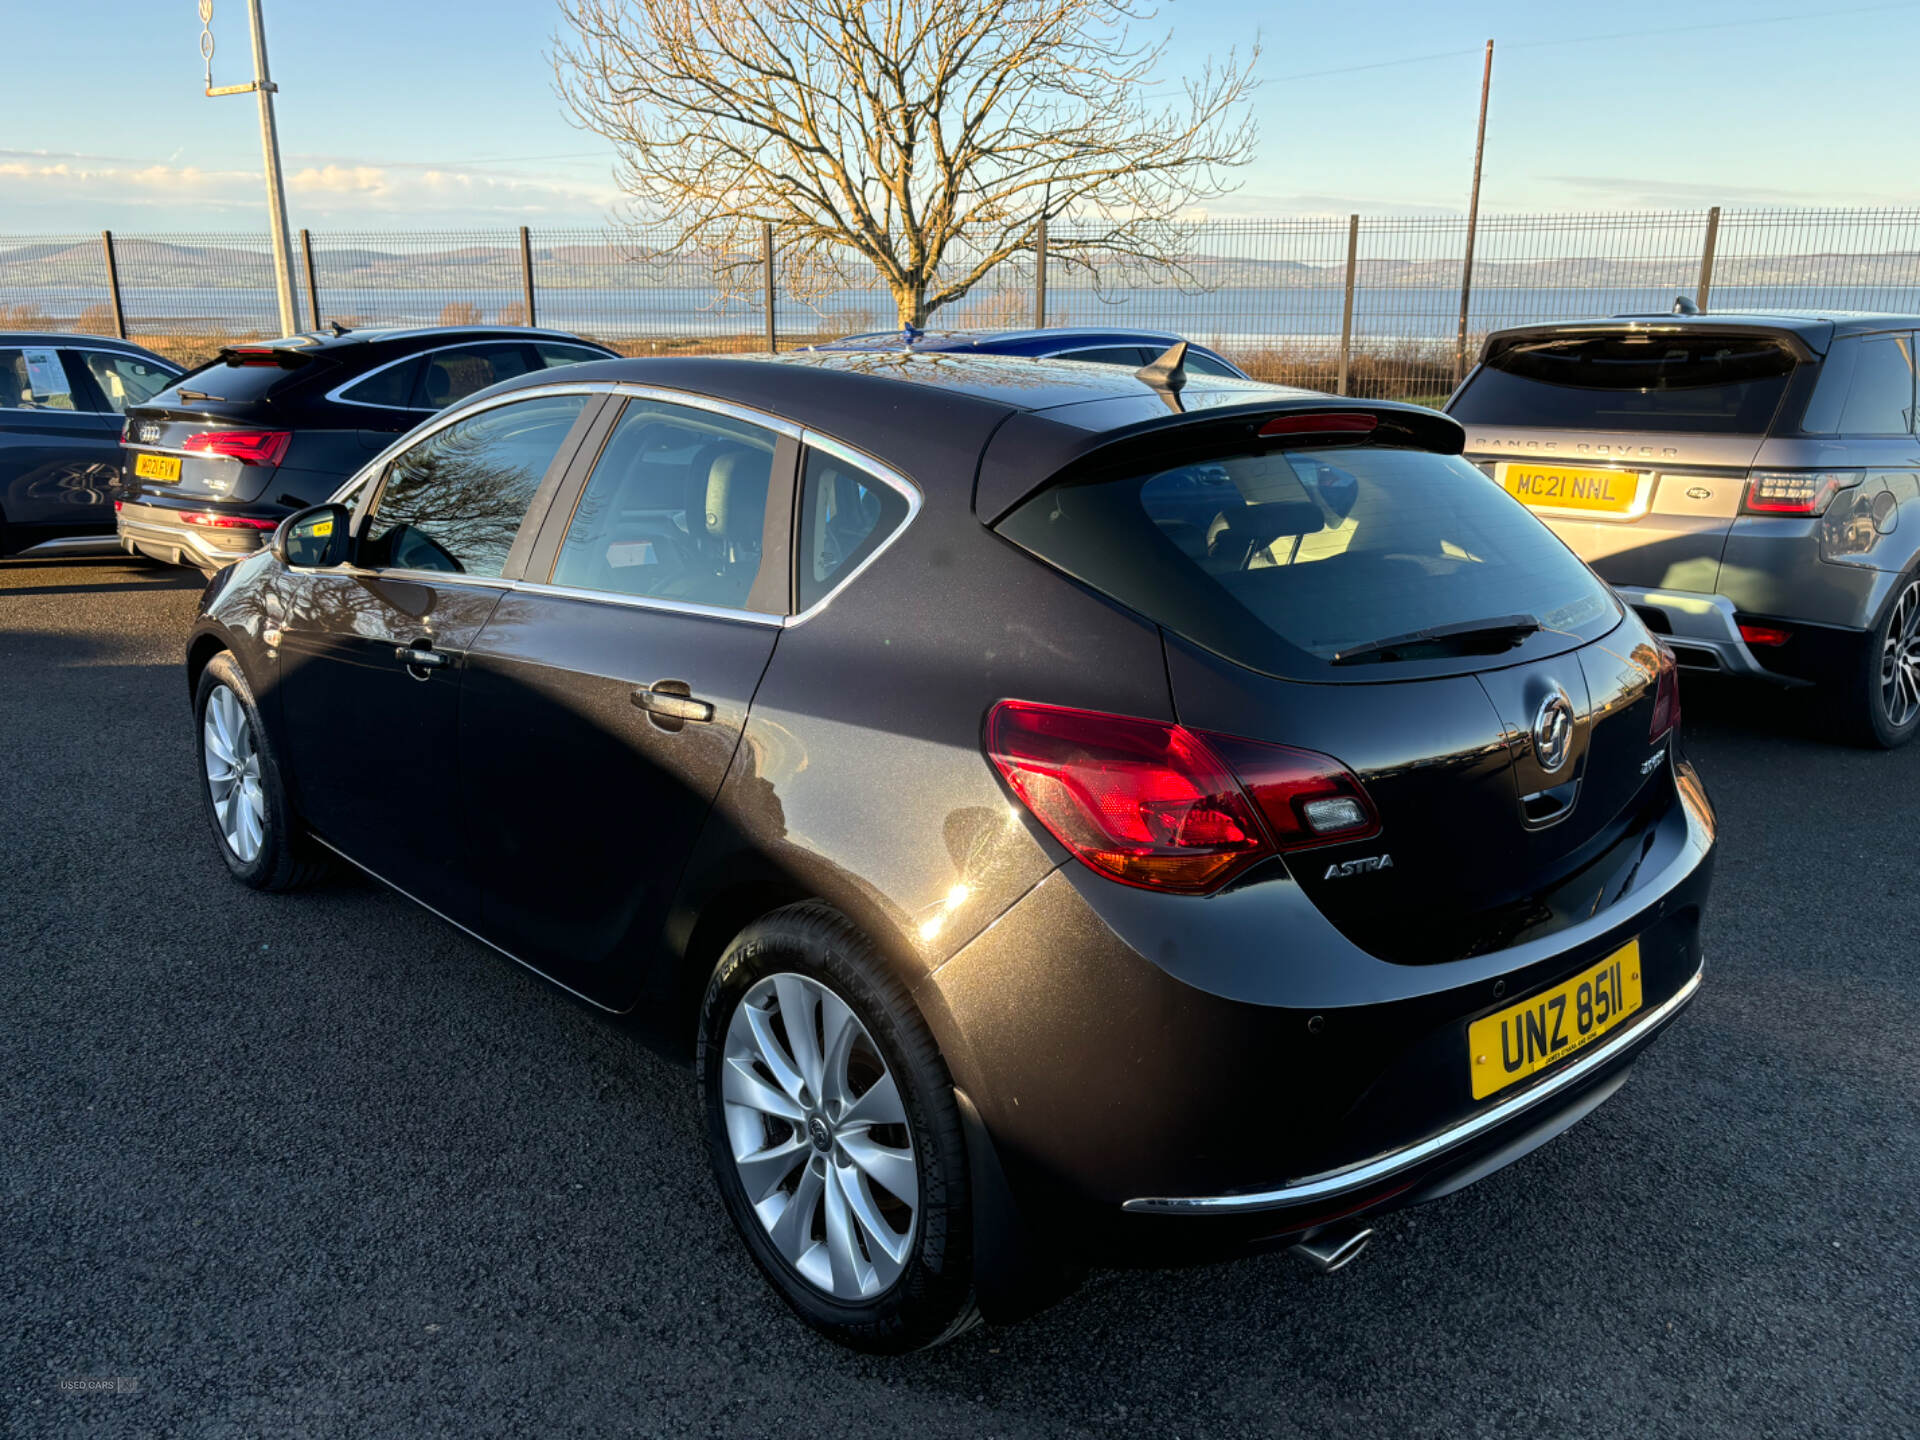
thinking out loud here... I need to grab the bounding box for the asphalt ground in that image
[2,553,1915,1439]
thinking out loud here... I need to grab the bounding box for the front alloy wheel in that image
[203,683,267,864]
[721,973,919,1300]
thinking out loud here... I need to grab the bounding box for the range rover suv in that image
[1450,312,1920,746]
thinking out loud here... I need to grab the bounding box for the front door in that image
[272,390,597,919]
[459,394,795,1005]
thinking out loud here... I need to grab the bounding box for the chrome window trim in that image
[603,380,806,442]
[1121,968,1703,1216]
[323,339,617,413]
[787,430,923,627]
[506,579,783,628]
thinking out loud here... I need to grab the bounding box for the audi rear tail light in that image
[179,511,279,530]
[1649,646,1682,742]
[1742,469,1860,516]
[985,700,1379,894]
[182,430,292,467]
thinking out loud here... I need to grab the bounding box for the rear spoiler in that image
[1478,321,1822,368]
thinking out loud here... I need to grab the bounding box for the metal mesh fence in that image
[9,208,1920,396]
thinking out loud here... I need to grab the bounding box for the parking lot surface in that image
[3,555,1915,1439]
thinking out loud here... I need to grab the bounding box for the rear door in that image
[1449,329,1803,592]
[0,346,120,532]
[457,392,795,1004]
[272,390,599,919]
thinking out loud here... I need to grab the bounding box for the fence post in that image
[300,229,320,330]
[519,226,537,327]
[1034,215,1049,329]
[1337,214,1360,397]
[1697,206,1721,312]
[763,222,777,353]
[100,230,127,340]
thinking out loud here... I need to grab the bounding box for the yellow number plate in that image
[1468,941,1644,1100]
[1502,463,1639,515]
[133,452,181,483]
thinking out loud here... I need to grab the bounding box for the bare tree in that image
[554,0,1257,327]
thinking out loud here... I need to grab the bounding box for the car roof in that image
[0,332,179,363]
[810,326,1208,355]
[1482,310,1920,359]
[481,350,1459,520]
[229,325,613,356]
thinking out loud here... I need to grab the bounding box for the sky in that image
[5,0,1920,234]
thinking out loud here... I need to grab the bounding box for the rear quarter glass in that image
[1451,334,1800,435]
[994,444,1617,681]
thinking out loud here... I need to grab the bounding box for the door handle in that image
[394,644,453,671]
[631,681,714,726]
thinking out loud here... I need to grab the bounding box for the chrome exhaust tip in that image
[1288,1223,1374,1275]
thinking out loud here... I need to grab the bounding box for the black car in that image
[185,350,1714,1351]
[117,325,615,570]
[1,333,182,557]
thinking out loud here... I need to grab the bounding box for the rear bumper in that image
[116,501,273,570]
[1616,586,1786,682]
[928,759,1716,1264]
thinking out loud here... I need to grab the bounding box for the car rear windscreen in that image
[995,444,1617,679]
[1450,333,1799,434]
[165,356,322,404]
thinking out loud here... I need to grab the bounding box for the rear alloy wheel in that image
[193,650,328,889]
[1835,574,1920,748]
[698,904,978,1352]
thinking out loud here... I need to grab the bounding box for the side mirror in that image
[272,503,351,569]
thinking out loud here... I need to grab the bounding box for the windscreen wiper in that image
[1331,613,1541,666]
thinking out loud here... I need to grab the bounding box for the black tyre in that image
[697,903,979,1352]
[1833,571,1920,749]
[193,650,328,890]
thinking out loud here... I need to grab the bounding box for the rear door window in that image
[0,347,77,410]
[1057,346,1154,366]
[533,341,610,369]
[796,448,912,610]
[548,399,783,613]
[1450,334,1799,434]
[996,444,1617,679]
[1802,333,1916,435]
[411,343,536,410]
[359,392,590,576]
[75,350,176,414]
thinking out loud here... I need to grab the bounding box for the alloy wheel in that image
[1880,580,1920,729]
[203,684,267,864]
[720,972,919,1301]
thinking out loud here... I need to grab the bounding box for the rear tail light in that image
[1649,646,1682,742]
[179,511,279,530]
[985,700,1379,894]
[1742,469,1860,516]
[1738,622,1792,648]
[182,429,292,467]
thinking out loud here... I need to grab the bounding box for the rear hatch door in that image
[1448,326,1811,591]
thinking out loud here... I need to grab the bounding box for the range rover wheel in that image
[193,650,328,889]
[697,903,978,1352]
[1836,573,1920,748]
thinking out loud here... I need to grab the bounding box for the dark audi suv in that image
[118,325,614,570]
[185,351,1714,1350]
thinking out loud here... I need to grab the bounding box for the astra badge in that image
[1324,854,1393,880]
[1533,691,1575,773]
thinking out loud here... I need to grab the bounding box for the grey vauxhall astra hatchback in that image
[1451,312,1920,746]
[186,351,1713,1350]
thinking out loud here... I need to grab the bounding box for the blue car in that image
[1,334,183,557]
[807,326,1248,377]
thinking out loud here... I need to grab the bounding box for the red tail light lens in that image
[986,701,1379,894]
[1738,622,1791,648]
[182,430,292,467]
[1649,645,1682,742]
[179,511,279,530]
[1742,469,1860,516]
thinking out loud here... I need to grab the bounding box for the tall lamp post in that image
[202,0,298,336]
